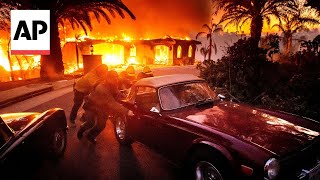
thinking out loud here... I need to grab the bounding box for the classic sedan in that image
[0,108,67,169]
[114,74,320,180]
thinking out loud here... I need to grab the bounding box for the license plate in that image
[309,162,320,180]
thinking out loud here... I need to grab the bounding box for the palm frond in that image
[196,32,208,39]
[52,0,135,33]
[202,24,212,32]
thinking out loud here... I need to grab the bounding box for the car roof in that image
[134,74,203,88]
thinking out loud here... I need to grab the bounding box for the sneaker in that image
[86,134,97,143]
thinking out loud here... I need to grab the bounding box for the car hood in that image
[171,102,320,156]
[0,112,40,132]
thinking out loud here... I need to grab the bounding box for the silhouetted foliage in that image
[196,20,222,61]
[300,35,320,56]
[212,0,298,48]
[197,36,320,120]
[259,34,280,59]
[271,11,319,55]
[305,0,320,13]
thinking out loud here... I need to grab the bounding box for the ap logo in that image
[11,10,50,55]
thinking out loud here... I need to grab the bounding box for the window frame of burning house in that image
[188,45,192,58]
[130,44,136,57]
[177,45,182,59]
[154,45,169,64]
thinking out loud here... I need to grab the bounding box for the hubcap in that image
[195,161,223,180]
[52,130,65,153]
[116,117,126,140]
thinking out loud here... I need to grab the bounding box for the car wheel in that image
[48,128,67,158]
[187,148,231,180]
[114,115,132,146]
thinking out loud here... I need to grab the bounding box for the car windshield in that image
[159,81,217,110]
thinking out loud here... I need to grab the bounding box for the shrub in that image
[197,37,320,120]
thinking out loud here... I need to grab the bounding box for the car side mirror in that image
[150,107,160,113]
[150,107,162,117]
[218,94,226,101]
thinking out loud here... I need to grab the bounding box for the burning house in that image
[0,0,210,81]
[62,36,201,73]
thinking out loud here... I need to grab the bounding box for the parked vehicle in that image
[0,108,67,169]
[114,74,320,180]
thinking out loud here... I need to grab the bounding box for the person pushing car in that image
[69,64,108,127]
[77,70,134,143]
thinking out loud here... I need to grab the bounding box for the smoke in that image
[81,0,211,38]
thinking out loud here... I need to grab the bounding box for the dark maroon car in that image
[0,108,67,173]
[114,74,320,180]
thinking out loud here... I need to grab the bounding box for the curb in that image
[0,79,75,109]
[0,86,53,108]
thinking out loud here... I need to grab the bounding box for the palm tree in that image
[1,0,135,79]
[199,46,210,61]
[272,12,319,55]
[212,0,298,48]
[196,19,222,61]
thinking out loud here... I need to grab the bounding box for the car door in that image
[131,86,192,157]
[129,86,163,148]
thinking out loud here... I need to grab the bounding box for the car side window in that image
[135,87,160,112]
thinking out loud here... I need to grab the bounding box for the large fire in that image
[0,31,195,82]
[0,45,10,71]
[0,0,207,81]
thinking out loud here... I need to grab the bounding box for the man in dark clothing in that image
[69,64,108,127]
[77,70,133,143]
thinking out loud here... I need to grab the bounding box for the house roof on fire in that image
[75,38,201,47]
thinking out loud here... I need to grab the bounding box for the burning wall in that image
[62,37,200,69]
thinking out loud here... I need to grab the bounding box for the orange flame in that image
[0,46,10,71]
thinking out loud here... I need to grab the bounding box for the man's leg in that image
[77,110,95,139]
[87,112,108,143]
[70,89,85,125]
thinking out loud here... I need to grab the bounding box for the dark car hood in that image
[0,112,40,132]
[171,102,320,156]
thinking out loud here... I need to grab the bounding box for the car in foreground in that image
[0,108,67,169]
[114,74,320,180]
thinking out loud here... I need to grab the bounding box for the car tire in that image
[48,128,67,158]
[114,115,133,146]
[187,148,231,180]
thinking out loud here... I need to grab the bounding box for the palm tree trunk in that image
[250,15,263,48]
[15,55,24,79]
[7,39,15,81]
[40,14,64,80]
[209,36,212,61]
[286,35,292,55]
[76,42,79,69]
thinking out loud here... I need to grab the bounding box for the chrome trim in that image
[297,160,320,180]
